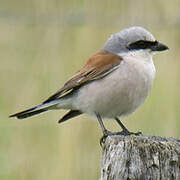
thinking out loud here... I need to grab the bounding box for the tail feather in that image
[58,110,82,124]
[9,101,59,119]
[9,107,48,119]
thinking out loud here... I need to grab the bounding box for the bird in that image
[10,26,168,141]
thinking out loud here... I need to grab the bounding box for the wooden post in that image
[100,135,180,180]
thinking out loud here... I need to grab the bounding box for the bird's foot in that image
[100,129,142,147]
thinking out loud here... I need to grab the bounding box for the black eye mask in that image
[127,40,158,50]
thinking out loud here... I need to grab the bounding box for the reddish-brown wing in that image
[43,50,122,103]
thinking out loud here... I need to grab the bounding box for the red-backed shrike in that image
[10,26,168,141]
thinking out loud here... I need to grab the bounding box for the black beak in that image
[151,41,169,52]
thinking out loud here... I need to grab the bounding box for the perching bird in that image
[10,26,168,141]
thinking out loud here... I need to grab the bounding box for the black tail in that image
[58,110,82,124]
[9,106,48,119]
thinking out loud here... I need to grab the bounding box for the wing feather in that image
[43,50,122,103]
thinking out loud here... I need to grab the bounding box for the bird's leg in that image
[96,113,113,146]
[115,117,142,136]
[96,113,142,146]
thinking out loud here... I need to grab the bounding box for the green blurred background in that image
[1,0,180,179]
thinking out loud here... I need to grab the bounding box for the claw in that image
[117,130,142,136]
[100,130,142,147]
[100,135,107,147]
[100,129,111,147]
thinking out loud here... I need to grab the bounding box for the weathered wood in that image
[100,135,180,180]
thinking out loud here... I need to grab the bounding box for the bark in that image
[100,135,180,180]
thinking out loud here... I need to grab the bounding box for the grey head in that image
[101,26,168,55]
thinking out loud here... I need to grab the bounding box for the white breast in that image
[72,50,156,119]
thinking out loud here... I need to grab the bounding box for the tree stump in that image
[100,135,180,180]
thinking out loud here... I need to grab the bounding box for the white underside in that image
[56,50,156,119]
